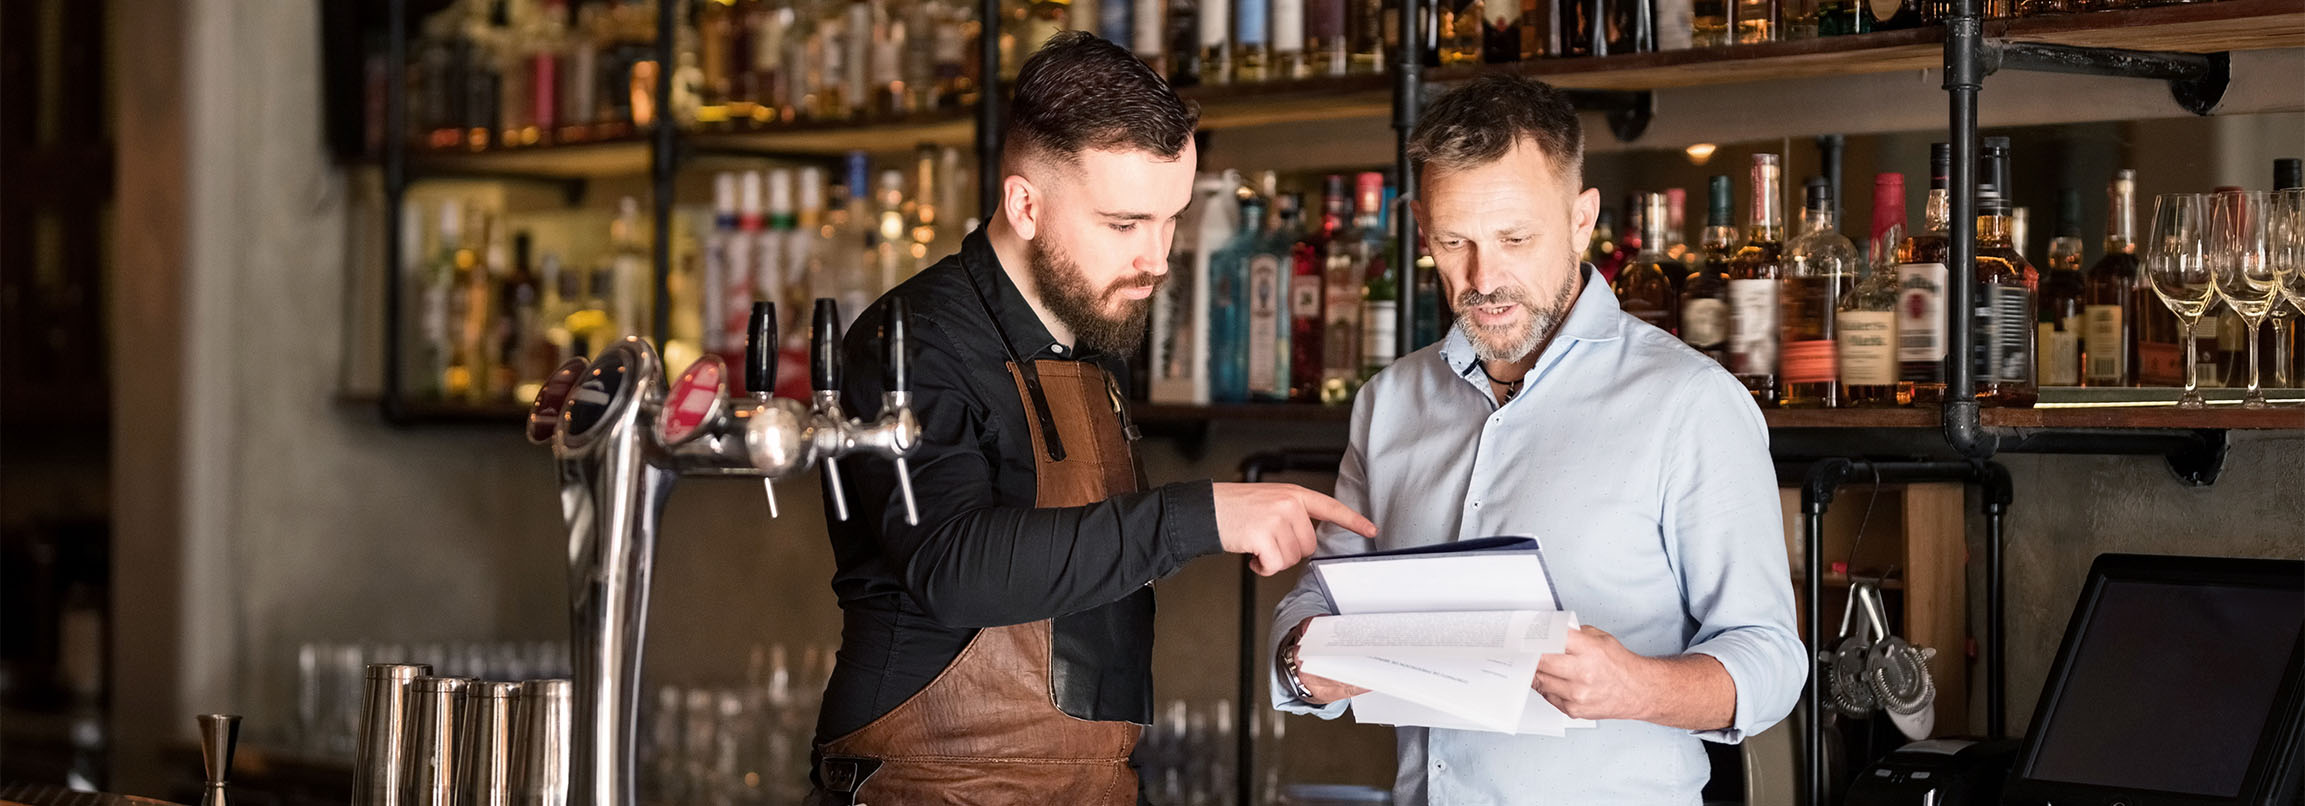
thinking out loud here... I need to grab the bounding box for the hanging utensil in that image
[1861,582,1938,741]
[1827,582,1879,719]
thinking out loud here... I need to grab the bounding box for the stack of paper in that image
[1296,537,1597,737]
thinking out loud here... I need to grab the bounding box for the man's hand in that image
[1212,483,1377,576]
[1288,617,1371,705]
[1532,625,1662,722]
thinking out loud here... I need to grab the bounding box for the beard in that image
[1453,269,1579,364]
[1028,234,1159,355]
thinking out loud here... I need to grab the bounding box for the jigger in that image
[196,713,239,806]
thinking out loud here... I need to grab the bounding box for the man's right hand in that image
[1211,483,1377,576]
[1289,616,1372,705]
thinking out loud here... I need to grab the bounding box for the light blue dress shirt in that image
[1270,267,1807,805]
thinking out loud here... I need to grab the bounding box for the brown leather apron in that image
[815,359,1150,805]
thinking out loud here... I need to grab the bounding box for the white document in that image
[1311,543,1559,616]
[1298,611,1587,735]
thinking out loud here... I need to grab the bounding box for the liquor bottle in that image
[1681,175,1736,367]
[1606,0,1657,54]
[1588,208,1623,281]
[1840,173,1904,407]
[1349,0,1386,72]
[846,0,877,118]
[509,231,557,399]
[1249,194,1299,401]
[1361,184,1399,380]
[1816,0,1875,34]
[1211,196,1267,402]
[1322,173,1384,403]
[874,169,911,294]
[418,200,460,399]
[1236,0,1272,79]
[1272,0,1308,76]
[1135,0,1170,74]
[1614,192,1683,334]
[792,166,828,344]
[704,172,741,358]
[1558,0,1599,56]
[764,168,803,348]
[1692,0,1729,46]
[2037,187,2086,387]
[1100,0,1134,47]
[1781,177,1857,407]
[1435,0,1476,64]
[1973,138,2038,406]
[1308,0,1351,74]
[909,145,942,264]
[1168,0,1203,84]
[1292,176,1345,401]
[1153,172,1237,404]
[521,0,563,144]
[1613,192,1643,271]
[1481,0,1523,61]
[1663,187,1691,265]
[2082,169,2137,387]
[840,154,878,326]
[1734,0,1775,41]
[2010,206,2033,274]
[1202,0,1236,83]
[1729,153,1786,406]
[611,195,649,340]
[1894,143,1952,404]
[871,0,908,117]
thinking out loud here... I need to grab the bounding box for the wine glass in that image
[2146,193,2217,409]
[2208,190,2279,408]
[2277,189,2305,403]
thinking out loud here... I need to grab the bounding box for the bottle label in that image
[2083,304,2125,383]
[1249,256,1286,396]
[1202,0,1233,48]
[1894,262,1946,363]
[1363,299,1398,372]
[2138,341,2183,386]
[2037,320,2080,386]
[1837,311,1897,386]
[1681,297,1728,349]
[1986,285,2034,384]
[1782,340,1837,384]
[1237,0,1271,46]
[1729,278,1778,375]
[1292,280,1323,320]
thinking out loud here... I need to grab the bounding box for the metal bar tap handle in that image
[883,298,920,526]
[748,301,781,517]
[813,299,851,521]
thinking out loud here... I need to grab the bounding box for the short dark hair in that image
[1004,31,1201,170]
[1407,74,1584,189]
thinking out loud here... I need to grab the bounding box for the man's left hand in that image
[1531,625,1659,722]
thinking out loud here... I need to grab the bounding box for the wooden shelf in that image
[1764,407,1943,428]
[1132,402,1355,424]
[408,136,651,179]
[1983,404,2305,430]
[2004,0,2305,52]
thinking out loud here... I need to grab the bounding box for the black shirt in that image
[814,228,1224,741]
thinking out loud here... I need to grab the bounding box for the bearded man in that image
[1267,74,1806,804]
[810,31,1375,805]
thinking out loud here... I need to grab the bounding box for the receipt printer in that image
[1844,738,2020,806]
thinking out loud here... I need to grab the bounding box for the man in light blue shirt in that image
[1269,74,1806,804]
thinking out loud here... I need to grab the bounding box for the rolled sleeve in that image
[1663,367,1809,743]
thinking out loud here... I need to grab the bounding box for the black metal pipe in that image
[1238,555,1257,806]
[1941,0,1991,460]
[977,0,1002,225]
[1394,0,1422,361]
[1994,428,2216,456]
[1983,41,2216,82]
[1799,459,1848,806]
[651,0,676,347]
[1978,462,2014,739]
[382,0,409,425]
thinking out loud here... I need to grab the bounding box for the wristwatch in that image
[1278,626,1317,703]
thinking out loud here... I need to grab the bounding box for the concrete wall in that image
[104,0,2301,794]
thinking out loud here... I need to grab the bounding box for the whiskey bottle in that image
[1894,143,1952,404]
[2081,170,2137,386]
[1614,192,1683,334]
[1292,176,1345,400]
[1682,175,1736,367]
[1841,173,1905,407]
[1781,177,1857,407]
[1973,139,2038,407]
[1730,154,1787,406]
[2037,187,2086,387]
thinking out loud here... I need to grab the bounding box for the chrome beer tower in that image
[528,298,920,806]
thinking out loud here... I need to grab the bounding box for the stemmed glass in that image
[2208,190,2279,408]
[2146,193,2217,409]
[2276,189,2305,403]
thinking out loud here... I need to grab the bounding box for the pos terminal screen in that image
[2022,578,2304,797]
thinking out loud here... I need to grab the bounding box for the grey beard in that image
[1457,275,1577,364]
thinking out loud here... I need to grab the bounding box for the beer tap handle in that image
[745,301,777,398]
[812,299,850,521]
[746,301,781,518]
[812,298,842,396]
[882,298,920,527]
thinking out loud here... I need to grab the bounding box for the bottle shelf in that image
[408,135,655,180]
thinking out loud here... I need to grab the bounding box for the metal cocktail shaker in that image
[403,676,470,806]
[457,681,522,806]
[353,663,430,806]
[511,678,573,806]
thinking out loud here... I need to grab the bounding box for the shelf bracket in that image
[1981,41,2230,116]
[1564,90,1653,142]
[1988,425,2229,485]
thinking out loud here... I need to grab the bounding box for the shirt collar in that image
[959,227,1085,362]
[1442,263,1625,384]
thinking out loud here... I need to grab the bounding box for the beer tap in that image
[521,297,922,806]
[803,298,923,526]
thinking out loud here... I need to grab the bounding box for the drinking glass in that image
[2276,189,2305,403]
[2146,193,2217,409]
[2208,190,2279,408]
